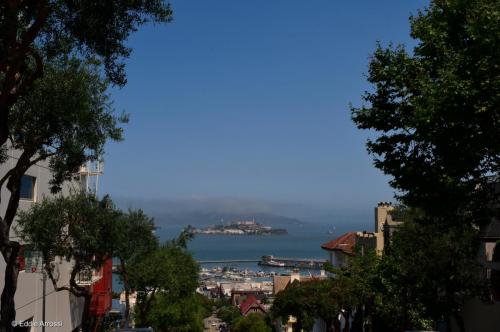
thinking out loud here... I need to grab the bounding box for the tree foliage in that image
[351,0,500,227]
[114,209,158,327]
[10,56,127,192]
[351,1,500,330]
[231,313,272,332]
[217,305,241,325]
[0,0,173,145]
[130,236,199,327]
[272,279,348,331]
[145,293,210,332]
[272,250,379,331]
[0,56,125,329]
[15,192,120,331]
[373,220,486,332]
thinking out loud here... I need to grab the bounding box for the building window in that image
[19,175,35,201]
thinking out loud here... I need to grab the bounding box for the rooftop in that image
[321,231,357,255]
[239,295,266,315]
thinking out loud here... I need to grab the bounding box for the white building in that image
[0,149,103,331]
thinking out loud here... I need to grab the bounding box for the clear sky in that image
[101,0,429,215]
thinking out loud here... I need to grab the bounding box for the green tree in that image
[374,221,485,332]
[217,305,241,325]
[231,313,272,332]
[130,235,199,327]
[0,0,172,146]
[352,1,500,227]
[0,56,125,329]
[351,1,500,330]
[271,251,380,332]
[272,279,349,331]
[146,293,209,332]
[114,209,158,327]
[15,193,120,332]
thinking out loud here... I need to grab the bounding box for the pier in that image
[113,256,326,272]
[197,259,260,264]
[259,255,327,269]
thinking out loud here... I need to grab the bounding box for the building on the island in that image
[233,220,256,226]
[0,149,111,332]
[239,295,267,316]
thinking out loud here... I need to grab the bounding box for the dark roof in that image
[321,232,357,255]
[479,218,500,241]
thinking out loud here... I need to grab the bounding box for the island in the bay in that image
[193,220,288,235]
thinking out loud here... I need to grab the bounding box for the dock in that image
[259,255,327,269]
[197,259,260,264]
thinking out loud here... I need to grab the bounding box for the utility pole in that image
[42,257,46,332]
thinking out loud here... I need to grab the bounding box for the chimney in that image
[291,269,300,283]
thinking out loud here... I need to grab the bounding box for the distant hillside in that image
[150,211,306,228]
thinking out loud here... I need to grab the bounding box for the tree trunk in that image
[0,243,20,332]
[119,260,131,328]
[452,312,466,332]
[0,110,7,148]
[136,289,156,328]
[0,152,39,332]
[80,292,92,332]
[124,288,131,328]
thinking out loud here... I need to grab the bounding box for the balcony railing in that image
[76,268,103,286]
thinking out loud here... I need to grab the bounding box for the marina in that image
[259,255,327,269]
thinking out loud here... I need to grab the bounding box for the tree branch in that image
[19,0,49,55]
[28,151,56,167]
[4,150,35,227]
[14,47,45,97]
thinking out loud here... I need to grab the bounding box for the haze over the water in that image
[100,1,429,218]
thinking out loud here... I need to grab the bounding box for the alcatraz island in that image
[193,220,288,235]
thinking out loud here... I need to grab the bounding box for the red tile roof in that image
[321,231,357,255]
[239,295,266,316]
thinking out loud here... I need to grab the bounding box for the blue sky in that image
[101,0,429,216]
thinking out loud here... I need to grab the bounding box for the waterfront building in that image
[0,150,111,331]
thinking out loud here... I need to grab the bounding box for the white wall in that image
[0,151,85,332]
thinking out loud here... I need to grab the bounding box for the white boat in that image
[266,260,285,267]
